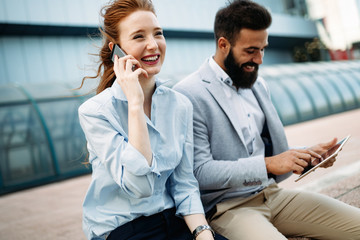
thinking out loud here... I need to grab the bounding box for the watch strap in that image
[192,225,215,239]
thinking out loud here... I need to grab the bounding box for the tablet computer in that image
[295,135,351,182]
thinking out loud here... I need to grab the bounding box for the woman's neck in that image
[139,76,156,118]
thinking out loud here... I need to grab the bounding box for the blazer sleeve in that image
[174,83,269,191]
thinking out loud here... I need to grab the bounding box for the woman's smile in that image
[141,54,161,65]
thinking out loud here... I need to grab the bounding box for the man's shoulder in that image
[174,72,209,103]
[174,70,202,88]
[173,61,212,95]
[161,85,193,110]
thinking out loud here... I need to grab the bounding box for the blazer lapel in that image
[198,61,247,146]
[251,80,289,153]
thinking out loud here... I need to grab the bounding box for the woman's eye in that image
[134,35,143,39]
[155,31,163,36]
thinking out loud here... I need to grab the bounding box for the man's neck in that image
[213,52,226,72]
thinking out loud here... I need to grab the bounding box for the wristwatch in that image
[192,225,215,239]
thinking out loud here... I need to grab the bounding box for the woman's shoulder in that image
[78,88,113,115]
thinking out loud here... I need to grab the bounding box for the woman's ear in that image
[109,42,114,51]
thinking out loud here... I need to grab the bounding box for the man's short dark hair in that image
[214,0,272,45]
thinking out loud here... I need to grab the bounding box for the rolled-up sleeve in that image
[78,102,158,199]
[167,103,204,216]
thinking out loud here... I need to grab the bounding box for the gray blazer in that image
[173,59,292,212]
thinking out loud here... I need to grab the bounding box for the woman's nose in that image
[147,36,158,50]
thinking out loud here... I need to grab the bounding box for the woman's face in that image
[118,10,166,78]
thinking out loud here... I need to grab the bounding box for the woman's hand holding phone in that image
[113,55,148,107]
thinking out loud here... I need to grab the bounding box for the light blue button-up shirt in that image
[78,79,204,240]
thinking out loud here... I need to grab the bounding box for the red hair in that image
[80,0,155,94]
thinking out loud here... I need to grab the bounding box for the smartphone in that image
[111,44,136,71]
[111,44,127,62]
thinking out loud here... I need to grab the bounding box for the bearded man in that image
[174,0,360,239]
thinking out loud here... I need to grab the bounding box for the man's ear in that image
[109,42,114,51]
[218,37,230,55]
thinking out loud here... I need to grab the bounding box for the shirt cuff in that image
[175,191,205,217]
[122,143,160,176]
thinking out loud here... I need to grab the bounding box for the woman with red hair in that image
[78,1,226,240]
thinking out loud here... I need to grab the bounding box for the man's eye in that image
[134,35,143,39]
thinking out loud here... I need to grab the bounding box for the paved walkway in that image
[0,109,359,240]
[280,109,360,240]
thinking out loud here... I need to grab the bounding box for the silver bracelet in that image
[192,225,215,239]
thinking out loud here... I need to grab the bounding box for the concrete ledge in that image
[320,173,360,208]
[283,109,360,240]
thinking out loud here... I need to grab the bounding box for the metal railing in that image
[1,60,360,194]
[0,82,93,194]
[260,60,360,125]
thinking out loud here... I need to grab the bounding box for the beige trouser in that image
[209,184,360,240]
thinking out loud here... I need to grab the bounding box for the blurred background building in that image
[1,0,360,194]
[306,0,360,60]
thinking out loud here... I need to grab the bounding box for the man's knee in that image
[210,209,286,240]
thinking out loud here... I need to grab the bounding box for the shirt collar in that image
[208,56,233,87]
[110,78,169,101]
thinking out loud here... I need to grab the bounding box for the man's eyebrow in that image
[245,45,269,50]
[245,47,260,50]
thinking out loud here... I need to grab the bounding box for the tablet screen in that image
[295,135,351,182]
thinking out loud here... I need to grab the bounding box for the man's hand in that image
[308,138,338,168]
[265,149,322,175]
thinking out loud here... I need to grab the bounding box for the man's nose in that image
[253,51,264,65]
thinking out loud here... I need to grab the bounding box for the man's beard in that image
[224,49,259,89]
